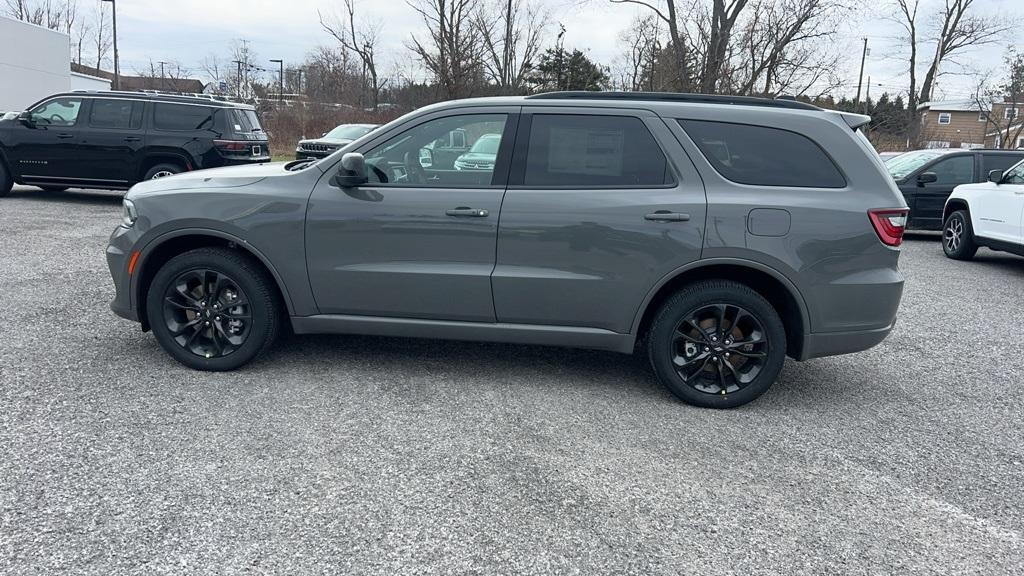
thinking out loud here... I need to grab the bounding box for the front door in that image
[971,161,1024,243]
[907,154,975,229]
[493,109,706,334]
[305,109,518,322]
[5,96,84,183]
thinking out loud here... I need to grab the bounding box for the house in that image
[0,15,108,111]
[70,63,206,94]
[917,99,1020,149]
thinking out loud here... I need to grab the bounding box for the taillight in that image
[213,139,249,151]
[868,208,909,247]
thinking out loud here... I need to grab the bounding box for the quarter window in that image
[153,103,215,131]
[523,114,671,187]
[363,114,509,188]
[30,98,82,127]
[89,99,143,129]
[679,119,846,188]
[981,154,1024,175]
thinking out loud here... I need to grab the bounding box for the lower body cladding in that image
[288,313,896,361]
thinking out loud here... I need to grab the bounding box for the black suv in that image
[0,91,269,196]
[886,148,1024,230]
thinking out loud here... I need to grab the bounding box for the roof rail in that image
[525,91,821,111]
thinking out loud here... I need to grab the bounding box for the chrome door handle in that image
[124,136,142,142]
[644,211,690,222]
[56,133,74,139]
[446,207,489,217]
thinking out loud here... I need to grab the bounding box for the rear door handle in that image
[644,211,690,222]
[56,133,74,139]
[124,136,142,142]
[446,207,489,217]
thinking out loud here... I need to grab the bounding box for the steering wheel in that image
[403,151,427,184]
[49,114,64,124]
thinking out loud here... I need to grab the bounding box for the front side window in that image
[89,99,142,129]
[363,114,508,187]
[679,119,846,188]
[1003,160,1024,184]
[153,103,215,131]
[524,114,671,187]
[30,98,82,127]
[887,150,949,180]
[926,155,974,186]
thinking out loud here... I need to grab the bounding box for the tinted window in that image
[1004,161,1024,184]
[679,119,846,188]
[153,103,215,131]
[89,99,142,129]
[926,155,974,186]
[364,114,508,188]
[30,98,82,127]
[524,114,670,187]
[981,154,1024,175]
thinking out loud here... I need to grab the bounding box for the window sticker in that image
[548,127,624,176]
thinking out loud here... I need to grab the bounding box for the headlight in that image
[122,199,138,227]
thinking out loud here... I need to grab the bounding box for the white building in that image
[0,15,109,112]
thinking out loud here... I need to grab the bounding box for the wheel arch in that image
[632,259,810,359]
[138,151,194,182]
[133,230,295,331]
[943,198,970,224]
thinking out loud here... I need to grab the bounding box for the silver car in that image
[106,92,907,408]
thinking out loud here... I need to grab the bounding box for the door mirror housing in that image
[987,169,1004,184]
[917,171,938,185]
[333,152,368,188]
[16,110,34,127]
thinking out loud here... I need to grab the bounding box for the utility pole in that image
[101,0,119,90]
[232,60,244,99]
[158,60,169,91]
[270,59,284,103]
[855,37,868,104]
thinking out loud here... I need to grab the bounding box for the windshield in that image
[325,125,374,140]
[886,150,949,180]
[469,135,501,155]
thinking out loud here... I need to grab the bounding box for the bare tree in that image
[610,0,693,90]
[407,0,487,99]
[92,3,112,74]
[973,50,1024,149]
[475,0,547,93]
[319,0,386,109]
[700,0,749,92]
[4,0,78,32]
[613,14,663,91]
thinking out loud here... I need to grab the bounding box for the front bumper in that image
[106,224,139,322]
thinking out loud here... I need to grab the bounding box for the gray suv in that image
[107,92,907,408]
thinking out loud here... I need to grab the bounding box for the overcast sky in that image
[111,0,1022,101]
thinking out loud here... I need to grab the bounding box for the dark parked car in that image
[885,148,1024,230]
[107,91,907,408]
[295,124,379,160]
[0,91,269,196]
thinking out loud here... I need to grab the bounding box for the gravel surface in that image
[1,185,1022,575]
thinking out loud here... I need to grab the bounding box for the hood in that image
[128,162,292,198]
[456,152,497,163]
[299,137,355,146]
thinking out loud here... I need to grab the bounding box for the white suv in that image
[943,159,1024,260]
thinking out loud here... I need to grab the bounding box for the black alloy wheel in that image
[672,303,768,395]
[162,269,252,359]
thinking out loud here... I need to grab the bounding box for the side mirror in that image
[917,172,938,185]
[988,169,1004,184]
[332,152,368,188]
[17,110,33,127]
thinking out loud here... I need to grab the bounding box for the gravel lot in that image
[1,184,1022,575]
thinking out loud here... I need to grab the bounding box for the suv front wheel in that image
[0,161,12,197]
[648,280,786,408]
[943,210,978,261]
[146,247,281,371]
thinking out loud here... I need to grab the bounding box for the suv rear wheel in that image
[648,280,786,408]
[146,247,281,371]
[0,161,12,197]
[943,210,978,261]
[144,163,183,180]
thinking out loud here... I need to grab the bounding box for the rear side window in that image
[89,99,142,129]
[153,103,215,131]
[679,119,846,188]
[524,114,671,187]
[981,154,1024,175]
[926,155,974,186]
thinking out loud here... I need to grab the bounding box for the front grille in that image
[301,143,338,154]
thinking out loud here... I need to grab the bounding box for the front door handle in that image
[446,207,489,217]
[645,211,690,222]
[124,136,142,142]
[56,133,74,139]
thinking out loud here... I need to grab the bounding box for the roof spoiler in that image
[837,111,871,130]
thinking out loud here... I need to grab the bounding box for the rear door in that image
[492,108,706,333]
[77,97,146,185]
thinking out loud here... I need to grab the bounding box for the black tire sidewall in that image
[648,282,787,409]
[146,249,276,371]
[0,161,12,196]
[943,210,976,260]
[144,163,183,181]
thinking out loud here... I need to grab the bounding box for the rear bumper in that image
[798,322,894,361]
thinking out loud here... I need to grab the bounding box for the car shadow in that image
[8,186,123,206]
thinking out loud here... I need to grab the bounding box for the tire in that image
[0,160,12,197]
[648,280,786,409]
[38,185,68,192]
[146,247,280,371]
[942,210,978,261]
[143,163,183,180]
